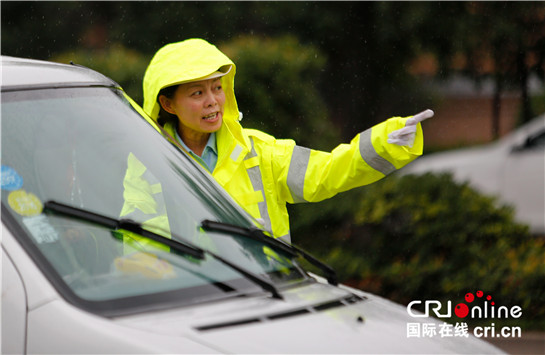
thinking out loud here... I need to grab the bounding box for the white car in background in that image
[1,56,503,354]
[401,114,545,235]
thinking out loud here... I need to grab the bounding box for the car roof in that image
[1,55,119,91]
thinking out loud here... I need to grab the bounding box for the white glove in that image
[387,109,434,147]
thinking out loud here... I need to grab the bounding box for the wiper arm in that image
[43,201,283,300]
[44,200,204,259]
[200,220,338,286]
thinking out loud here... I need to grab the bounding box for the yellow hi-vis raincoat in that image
[141,38,424,243]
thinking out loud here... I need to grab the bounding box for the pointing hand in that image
[387,109,434,147]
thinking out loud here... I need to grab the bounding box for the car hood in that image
[114,280,502,354]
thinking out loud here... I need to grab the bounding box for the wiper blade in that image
[204,250,282,299]
[200,220,338,286]
[44,200,204,259]
[43,201,283,300]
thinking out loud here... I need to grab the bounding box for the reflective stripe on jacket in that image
[142,38,424,242]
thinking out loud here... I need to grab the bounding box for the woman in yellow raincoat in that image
[141,38,432,243]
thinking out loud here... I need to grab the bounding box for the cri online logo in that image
[407,290,522,319]
[455,291,491,318]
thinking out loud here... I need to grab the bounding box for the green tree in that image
[220,35,340,150]
[0,1,439,141]
[50,43,150,103]
[417,2,545,136]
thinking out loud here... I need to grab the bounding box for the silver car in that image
[401,114,545,235]
[1,56,503,354]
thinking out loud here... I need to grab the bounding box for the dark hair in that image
[157,85,179,127]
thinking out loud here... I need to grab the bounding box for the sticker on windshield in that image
[1,165,23,191]
[22,214,59,244]
[8,190,43,216]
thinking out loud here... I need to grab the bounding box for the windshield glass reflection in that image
[1,87,305,311]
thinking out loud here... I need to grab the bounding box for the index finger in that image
[406,109,434,126]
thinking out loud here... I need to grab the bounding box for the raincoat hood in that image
[143,38,245,144]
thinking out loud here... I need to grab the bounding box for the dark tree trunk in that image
[492,73,502,141]
[517,46,533,124]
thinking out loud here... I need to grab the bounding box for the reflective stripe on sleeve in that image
[359,129,396,175]
[244,138,273,233]
[286,146,311,203]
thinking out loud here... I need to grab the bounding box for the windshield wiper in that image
[200,220,338,286]
[44,201,204,258]
[43,201,283,300]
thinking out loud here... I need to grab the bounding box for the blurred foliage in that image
[1,1,501,140]
[50,44,151,104]
[530,92,545,120]
[296,172,545,329]
[416,2,545,127]
[220,35,340,150]
[516,91,545,126]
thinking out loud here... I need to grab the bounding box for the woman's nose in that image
[204,90,218,107]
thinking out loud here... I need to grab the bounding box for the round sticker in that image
[1,165,24,191]
[8,190,43,216]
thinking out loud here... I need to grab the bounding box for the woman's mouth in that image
[202,112,219,121]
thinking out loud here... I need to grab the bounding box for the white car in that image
[401,114,545,235]
[1,56,503,354]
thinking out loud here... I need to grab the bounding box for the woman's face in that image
[161,78,225,136]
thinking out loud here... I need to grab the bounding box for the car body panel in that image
[114,282,500,354]
[1,56,117,90]
[3,223,502,354]
[2,248,27,355]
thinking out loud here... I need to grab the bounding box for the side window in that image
[526,130,545,149]
[513,129,545,152]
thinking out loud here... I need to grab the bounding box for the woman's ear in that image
[159,95,176,115]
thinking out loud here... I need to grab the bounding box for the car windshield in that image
[1,86,307,315]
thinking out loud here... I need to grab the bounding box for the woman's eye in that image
[191,91,202,96]
[215,85,223,91]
